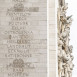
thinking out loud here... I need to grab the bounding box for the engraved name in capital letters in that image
[9,21,29,26]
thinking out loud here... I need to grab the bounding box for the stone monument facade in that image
[0,0,47,77]
[58,0,74,77]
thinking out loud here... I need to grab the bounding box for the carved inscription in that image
[0,0,47,77]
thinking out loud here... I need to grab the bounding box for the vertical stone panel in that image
[0,0,47,77]
[49,0,57,77]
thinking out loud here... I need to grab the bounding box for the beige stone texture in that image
[49,0,57,77]
[0,0,47,77]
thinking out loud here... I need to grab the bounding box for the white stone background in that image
[65,0,77,77]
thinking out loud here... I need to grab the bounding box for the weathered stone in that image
[58,0,74,77]
[0,0,47,77]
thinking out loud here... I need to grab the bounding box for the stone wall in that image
[0,0,47,77]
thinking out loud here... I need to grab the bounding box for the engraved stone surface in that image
[0,0,47,77]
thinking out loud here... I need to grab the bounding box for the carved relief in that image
[58,0,74,77]
[6,59,35,76]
